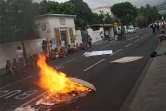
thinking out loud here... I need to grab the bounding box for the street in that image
[0,28,159,111]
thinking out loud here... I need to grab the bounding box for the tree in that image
[39,0,75,15]
[134,4,160,27]
[0,0,39,43]
[111,2,137,25]
[135,13,147,27]
[70,0,93,29]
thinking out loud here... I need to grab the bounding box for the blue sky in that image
[34,0,165,8]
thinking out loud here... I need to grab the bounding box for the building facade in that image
[91,6,114,18]
[35,14,77,47]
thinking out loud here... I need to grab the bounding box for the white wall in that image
[0,38,44,69]
[87,27,103,43]
[75,30,82,45]
[35,17,51,39]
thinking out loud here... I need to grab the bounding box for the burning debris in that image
[15,54,96,111]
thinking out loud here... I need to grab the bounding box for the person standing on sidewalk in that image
[16,46,25,71]
[105,30,111,41]
[100,31,104,41]
[152,23,156,33]
[88,35,92,47]
[117,28,121,40]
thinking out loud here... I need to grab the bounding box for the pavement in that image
[0,28,161,111]
[128,40,166,111]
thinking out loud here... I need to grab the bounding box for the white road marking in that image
[127,38,134,40]
[133,36,139,38]
[100,45,110,49]
[54,59,75,67]
[83,59,105,71]
[110,49,122,56]
[125,43,132,47]
[110,41,115,43]
[113,41,119,44]
[134,39,139,42]
[0,76,33,90]
[18,91,48,107]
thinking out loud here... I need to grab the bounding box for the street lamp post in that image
[100,10,106,36]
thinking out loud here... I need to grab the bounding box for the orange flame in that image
[37,54,90,95]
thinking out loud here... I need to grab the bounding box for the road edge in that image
[120,42,160,111]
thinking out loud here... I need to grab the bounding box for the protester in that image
[61,39,65,48]
[6,60,15,74]
[152,23,156,33]
[100,31,105,41]
[16,46,25,70]
[59,48,65,58]
[105,30,110,41]
[122,29,126,40]
[42,40,47,54]
[12,58,18,70]
[88,35,92,47]
[162,22,165,29]
[117,28,121,40]
[157,23,160,30]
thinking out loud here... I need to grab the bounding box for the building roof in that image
[90,24,113,27]
[35,14,76,19]
[91,6,111,10]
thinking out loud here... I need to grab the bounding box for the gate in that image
[81,31,88,44]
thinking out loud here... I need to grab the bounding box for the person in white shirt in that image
[100,31,104,41]
[16,46,25,70]
[61,39,65,48]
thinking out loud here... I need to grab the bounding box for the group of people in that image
[100,28,126,42]
[49,42,90,60]
[150,22,165,33]
[100,31,111,41]
[6,46,24,74]
[6,59,18,74]
[115,28,126,41]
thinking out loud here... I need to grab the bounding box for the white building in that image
[91,6,114,18]
[35,14,78,46]
[0,14,83,69]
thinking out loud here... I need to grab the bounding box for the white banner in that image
[84,50,113,57]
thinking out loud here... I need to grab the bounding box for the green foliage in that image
[40,0,75,15]
[111,2,137,25]
[135,4,160,27]
[0,0,39,43]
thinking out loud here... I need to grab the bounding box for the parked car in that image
[127,27,136,34]
[134,27,140,30]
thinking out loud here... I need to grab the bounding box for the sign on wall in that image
[60,18,66,25]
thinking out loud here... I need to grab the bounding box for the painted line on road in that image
[134,36,139,38]
[110,41,115,44]
[83,59,105,71]
[0,76,33,90]
[125,43,132,48]
[134,39,139,42]
[18,91,48,108]
[113,41,120,44]
[127,38,134,40]
[54,59,75,67]
[110,49,122,56]
[100,45,110,49]
[140,37,144,39]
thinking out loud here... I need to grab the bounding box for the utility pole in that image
[100,10,106,36]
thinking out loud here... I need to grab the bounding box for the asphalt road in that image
[0,28,159,111]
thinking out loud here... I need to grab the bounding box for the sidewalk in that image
[128,41,166,111]
[0,68,7,76]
